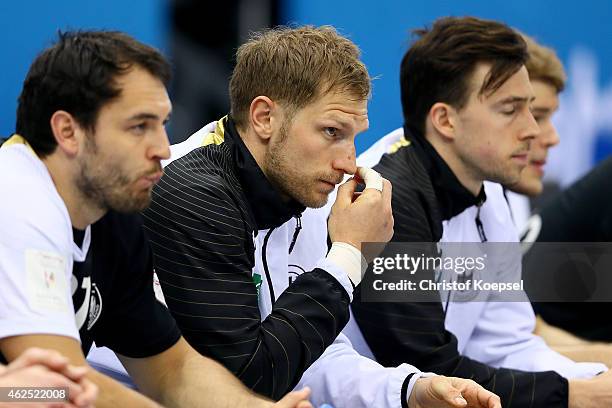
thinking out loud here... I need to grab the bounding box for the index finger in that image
[7,348,69,373]
[357,167,383,193]
[459,382,501,408]
[381,178,392,205]
[333,178,358,209]
[72,377,98,408]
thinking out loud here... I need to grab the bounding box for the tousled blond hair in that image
[229,25,370,128]
[522,33,566,92]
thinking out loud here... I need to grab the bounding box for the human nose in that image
[332,143,357,175]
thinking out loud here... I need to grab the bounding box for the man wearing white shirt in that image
[347,17,612,408]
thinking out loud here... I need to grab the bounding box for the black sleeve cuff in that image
[309,267,352,304]
[401,373,416,408]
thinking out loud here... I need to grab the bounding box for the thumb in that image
[333,178,358,209]
[431,377,467,408]
[275,387,311,408]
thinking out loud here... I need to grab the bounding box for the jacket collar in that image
[404,124,486,220]
[224,116,305,230]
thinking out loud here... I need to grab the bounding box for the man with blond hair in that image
[145,25,501,408]
[505,33,566,229]
[504,35,612,369]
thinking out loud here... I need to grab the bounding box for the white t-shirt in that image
[0,137,90,345]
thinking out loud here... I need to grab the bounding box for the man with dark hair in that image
[0,30,312,408]
[144,25,501,408]
[342,16,612,407]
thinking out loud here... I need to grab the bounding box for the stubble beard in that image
[264,124,332,209]
[76,135,152,213]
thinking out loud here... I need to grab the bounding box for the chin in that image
[300,193,329,209]
[508,179,542,197]
[110,193,152,213]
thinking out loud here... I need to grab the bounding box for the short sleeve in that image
[0,146,79,344]
[90,213,181,358]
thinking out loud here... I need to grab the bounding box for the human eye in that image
[530,109,549,125]
[501,106,516,116]
[129,122,148,135]
[324,127,340,138]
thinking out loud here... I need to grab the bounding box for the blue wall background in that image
[282,0,612,185]
[0,0,168,139]
[2,1,610,185]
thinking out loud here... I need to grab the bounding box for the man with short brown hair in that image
[145,25,501,408]
[346,16,612,408]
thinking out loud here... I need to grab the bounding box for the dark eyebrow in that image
[126,111,172,122]
[496,96,535,105]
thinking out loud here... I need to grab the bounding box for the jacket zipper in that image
[475,202,488,242]
[445,199,487,317]
[288,215,302,254]
[262,228,276,303]
[262,216,303,305]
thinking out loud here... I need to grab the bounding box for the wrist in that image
[407,378,428,408]
[326,242,367,285]
[406,373,437,408]
[568,379,588,408]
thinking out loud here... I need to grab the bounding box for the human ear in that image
[249,96,275,141]
[49,110,82,156]
[429,102,457,140]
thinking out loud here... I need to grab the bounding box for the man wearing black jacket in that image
[144,25,502,408]
[348,16,612,408]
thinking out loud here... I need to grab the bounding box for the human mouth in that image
[511,152,529,165]
[530,159,546,175]
[321,173,344,186]
[138,171,164,189]
[319,179,337,190]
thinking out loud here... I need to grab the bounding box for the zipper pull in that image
[475,204,488,242]
[288,216,302,254]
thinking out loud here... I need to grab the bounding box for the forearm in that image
[535,316,592,347]
[0,335,158,408]
[569,379,593,408]
[161,352,271,408]
[552,345,612,369]
[88,369,162,408]
[171,266,349,399]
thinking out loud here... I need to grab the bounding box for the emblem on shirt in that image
[72,276,103,331]
[288,264,307,285]
[86,284,103,331]
[25,249,69,313]
[252,273,262,296]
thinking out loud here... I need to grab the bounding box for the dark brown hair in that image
[16,30,171,157]
[401,16,528,135]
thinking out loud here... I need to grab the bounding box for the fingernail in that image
[454,396,467,406]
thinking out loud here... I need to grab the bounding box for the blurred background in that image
[2,0,611,187]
